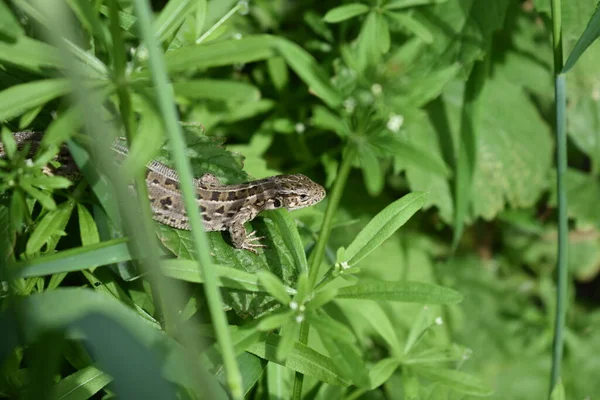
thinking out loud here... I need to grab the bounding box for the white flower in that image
[371,83,382,95]
[387,114,404,132]
[343,98,356,113]
[435,317,443,325]
[289,301,298,310]
[295,123,305,134]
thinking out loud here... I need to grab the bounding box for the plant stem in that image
[291,144,356,400]
[550,0,568,396]
[131,1,242,398]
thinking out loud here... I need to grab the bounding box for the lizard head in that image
[273,174,326,210]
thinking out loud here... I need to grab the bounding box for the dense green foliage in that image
[1,0,599,399]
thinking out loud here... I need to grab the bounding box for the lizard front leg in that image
[229,222,266,254]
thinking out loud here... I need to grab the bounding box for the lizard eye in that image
[300,194,309,200]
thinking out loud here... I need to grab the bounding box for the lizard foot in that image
[241,230,267,254]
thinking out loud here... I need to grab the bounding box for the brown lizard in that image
[1,131,326,253]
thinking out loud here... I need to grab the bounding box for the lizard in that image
[0,131,326,253]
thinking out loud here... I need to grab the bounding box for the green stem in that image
[131,1,242,398]
[550,0,567,396]
[291,144,356,400]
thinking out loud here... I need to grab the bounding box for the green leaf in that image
[1,128,17,159]
[368,358,401,389]
[550,380,566,400]
[26,175,73,190]
[245,333,350,386]
[276,320,300,361]
[153,0,196,43]
[172,79,260,102]
[414,366,494,396]
[0,36,61,74]
[256,310,293,331]
[337,281,463,304]
[274,37,343,108]
[20,182,56,210]
[0,79,70,122]
[356,12,381,71]
[257,270,292,305]
[52,365,112,400]
[359,143,384,196]
[66,0,112,49]
[318,325,370,387]
[308,310,356,344]
[16,239,131,278]
[25,200,75,254]
[563,3,600,72]
[311,105,348,137]
[372,134,450,178]
[0,1,23,39]
[267,56,289,91]
[384,0,446,10]
[344,192,427,266]
[306,287,338,310]
[163,35,275,73]
[323,4,370,23]
[77,203,100,247]
[385,11,433,43]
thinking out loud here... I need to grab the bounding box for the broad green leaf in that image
[385,11,433,43]
[563,3,600,72]
[344,192,427,266]
[0,36,61,74]
[469,75,553,220]
[369,358,401,389]
[414,366,493,396]
[0,79,70,122]
[372,134,450,177]
[274,37,343,108]
[16,239,131,278]
[52,365,112,400]
[257,270,292,305]
[337,281,462,304]
[323,4,370,23]
[245,333,350,386]
[359,143,384,196]
[172,79,260,102]
[163,35,275,73]
[0,1,23,39]
[12,288,222,398]
[77,203,100,246]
